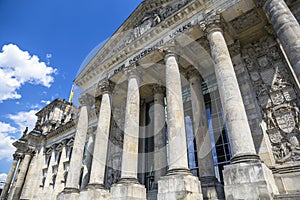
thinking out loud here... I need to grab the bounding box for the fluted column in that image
[152,85,167,187]
[259,0,300,80]
[11,148,34,200]
[89,80,114,188]
[201,15,258,163]
[157,48,203,200]
[164,50,189,173]
[63,94,91,192]
[186,68,215,177]
[200,14,279,199]
[120,65,140,181]
[0,153,21,200]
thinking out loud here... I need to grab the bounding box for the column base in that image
[157,171,203,200]
[79,184,110,200]
[200,176,224,200]
[110,178,146,200]
[223,161,279,199]
[56,188,80,200]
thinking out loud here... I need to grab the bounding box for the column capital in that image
[200,12,224,35]
[79,93,94,107]
[124,63,141,80]
[25,146,36,156]
[152,84,166,95]
[98,79,115,95]
[185,66,202,81]
[13,152,23,160]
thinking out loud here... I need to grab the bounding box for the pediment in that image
[76,0,195,84]
[103,0,193,59]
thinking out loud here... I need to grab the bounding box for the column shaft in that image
[0,157,18,200]
[121,70,140,180]
[153,87,167,184]
[165,53,189,171]
[65,101,88,190]
[11,153,31,200]
[207,29,257,161]
[89,91,112,186]
[188,72,215,177]
[263,0,300,80]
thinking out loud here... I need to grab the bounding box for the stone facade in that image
[2,0,300,199]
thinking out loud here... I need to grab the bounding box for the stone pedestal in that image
[79,186,110,200]
[157,173,203,200]
[223,162,279,200]
[200,176,224,200]
[111,180,146,200]
[56,188,80,200]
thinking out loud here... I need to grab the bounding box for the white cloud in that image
[8,110,38,135]
[0,121,17,134]
[41,100,51,105]
[0,133,16,161]
[0,173,7,181]
[0,44,57,102]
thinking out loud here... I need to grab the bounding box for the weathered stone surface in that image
[165,52,189,171]
[263,0,300,81]
[111,182,146,200]
[79,188,110,200]
[157,174,203,200]
[223,162,279,200]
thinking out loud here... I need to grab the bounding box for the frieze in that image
[242,36,300,164]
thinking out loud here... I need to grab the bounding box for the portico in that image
[4,0,300,199]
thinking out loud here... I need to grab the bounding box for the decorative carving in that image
[79,93,94,107]
[98,79,115,95]
[230,9,262,33]
[242,36,300,164]
[111,0,193,55]
[200,12,224,34]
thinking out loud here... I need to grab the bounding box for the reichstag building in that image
[1,0,300,199]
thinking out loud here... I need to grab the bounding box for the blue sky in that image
[0,0,143,179]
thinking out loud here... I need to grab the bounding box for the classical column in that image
[11,148,34,200]
[201,15,258,162]
[88,80,114,188]
[157,49,203,200]
[111,65,146,200]
[201,14,278,199]
[164,50,189,172]
[0,153,21,200]
[152,85,167,188]
[186,68,215,176]
[58,94,91,198]
[120,66,141,181]
[259,0,300,80]
[187,67,224,199]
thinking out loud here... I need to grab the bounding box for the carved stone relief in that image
[242,36,300,164]
[111,0,193,55]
